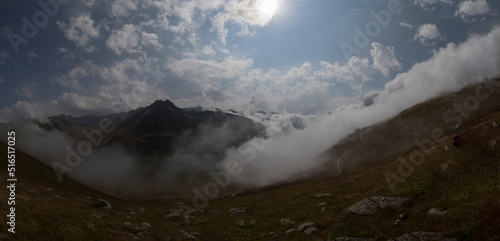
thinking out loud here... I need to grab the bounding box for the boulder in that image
[95,199,111,209]
[297,222,315,231]
[348,197,408,215]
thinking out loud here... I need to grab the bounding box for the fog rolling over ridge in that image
[7,25,500,196]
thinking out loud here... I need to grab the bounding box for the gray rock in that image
[304,226,319,235]
[95,199,111,209]
[186,209,203,216]
[312,193,332,198]
[234,219,245,226]
[333,238,374,241]
[493,121,498,128]
[286,229,295,234]
[141,222,151,228]
[321,207,326,212]
[490,140,496,148]
[441,163,448,172]
[388,232,457,241]
[179,229,196,239]
[229,207,248,213]
[297,222,315,231]
[348,197,408,215]
[427,208,448,216]
[444,145,450,151]
[249,219,257,225]
[281,218,295,225]
[164,210,183,218]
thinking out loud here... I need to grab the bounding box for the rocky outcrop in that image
[348,197,408,215]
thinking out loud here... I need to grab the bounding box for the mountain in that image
[44,99,265,157]
[1,80,500,240]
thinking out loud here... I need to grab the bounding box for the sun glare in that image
[258,0,279,17]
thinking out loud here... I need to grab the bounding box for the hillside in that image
[1,81,500,240]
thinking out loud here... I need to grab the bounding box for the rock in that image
[229,207,248,213]
[490,140,496,148]
[346,177,356,183]
[90,213,109,218]
[179,229,196,239]
[95,199,111,209]
[186,209,203,216]
[317,202,327,206]
[141,222,151,228]
[304,227,319,235]
[126,216,133,220]
[388,231,457,241]
[164,210,183,218]
[394,213,407,225]
[312,193,332,198]
[444,145,450,151]
[321,207,326,212]
[332,238,374,241]
[234,219,245,226]
[286,229,295,234]
[249,219,257,225]
[129,211,136,215]
[427,208,448,216]
[441,163,448,172]
[297,222,315,231]
[84,196,91,200]
[493,121,498,128]
[281,218,295,225]
[347,196,408,215]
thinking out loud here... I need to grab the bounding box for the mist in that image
[5,25,500,197]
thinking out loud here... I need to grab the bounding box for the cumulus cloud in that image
[110,0,140,17]
[414,0,454,11]
[415,23,444,46]
[399,22,414,29]
[370,42,402,76]
[106,24,141,55]
[57,14,99,52]
[456,0,491,22]
[51,67,87,90]
[210,0,280,44]
[16,85,34,99]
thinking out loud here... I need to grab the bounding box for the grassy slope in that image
[1,82,500,240]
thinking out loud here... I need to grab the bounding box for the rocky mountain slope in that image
[1,80,500,240]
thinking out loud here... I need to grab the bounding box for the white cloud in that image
[456,0,491,22]
[0,78,5,84]
[57,14,99,51]
[414,0,453,11]
[415,23,443,46]
[140,31,163,50]
[210,0,280,44]
[370,42,402,76]
[111,0,140,17]
[16,85,34,99]
[106,24,141,55]
[51,67,88,90]
[167,56,254,84]
[399,22,414,29]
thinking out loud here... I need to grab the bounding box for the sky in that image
[0,0,500,122]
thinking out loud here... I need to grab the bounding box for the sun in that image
[258,0,279,17]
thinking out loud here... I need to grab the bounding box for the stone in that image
[229,207,248,213]
[490,140,496,148]
[281,218,295,225]
[441,163,448,172]
[179,229,196,239]
[234,219,245,226]
[95,199,111,209]
[347,197,408,215]
[286,229,295,234]
[346,177,356,183]
[317,202,327,206]
[164,210,183,218]
[388,231,457,241]
[312,193,332,198]
[297,222,315,231]
[444,145,450,151]
[141,222,151,228]
[304,227,319,235]
[427,208,448,216]
[321,207,326,212]
[249,219,257,225]
[493,121,498,128]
